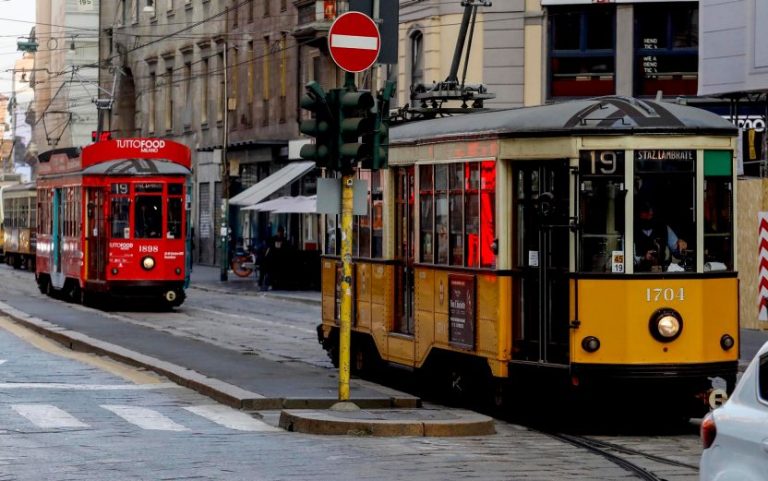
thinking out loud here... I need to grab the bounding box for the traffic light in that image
[361,80,395,170]
[299,81,336,169]
[338,89,374,173]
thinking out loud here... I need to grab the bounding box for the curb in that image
[0,301,414,410]
[278,409,496,437]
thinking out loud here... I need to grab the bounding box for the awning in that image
[241,195,317,214]
[229,161,315,206]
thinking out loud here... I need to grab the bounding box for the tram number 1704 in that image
[646,287,686,302]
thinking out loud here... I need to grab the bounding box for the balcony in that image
[293,0,348,49]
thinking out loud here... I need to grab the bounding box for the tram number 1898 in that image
[645,287,685,302]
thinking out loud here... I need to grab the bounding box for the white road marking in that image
[190,307,315,334]
[331,34,378,50]
[101,405,189,431]
[0,382,181,390]
[12,404,89,429]
[184,405,281,432]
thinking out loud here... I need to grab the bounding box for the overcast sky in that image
[0,2,36,97]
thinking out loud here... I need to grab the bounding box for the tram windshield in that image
[135,196,162,239]
[578,150,734,274]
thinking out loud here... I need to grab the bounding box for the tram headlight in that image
[720,334,735,351]
[175,267,182,275]
[111,267,118,275]
[649,309,683,342]
[581,336,601,353]
[141,256,156,271]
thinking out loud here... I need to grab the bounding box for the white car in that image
[700,340,768,481]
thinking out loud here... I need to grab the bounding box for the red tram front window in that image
[135,196,163,239]
[167,198,182,239]
[111,197,130,239]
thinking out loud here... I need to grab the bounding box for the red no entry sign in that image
[328,11,381,73]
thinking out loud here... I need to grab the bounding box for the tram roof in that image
[81,159,191,176]
[391,97,737,145]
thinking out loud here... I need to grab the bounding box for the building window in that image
[634,3,698,97]
[217,52,225,123]
[165,67,173,132]
[410,31,424,91]
[248,0,254,22]
[232,0,238,27]
[419,161,496,268]
[201,58,209,125]
[264,0,270,17]
[280,0,286,12]
[279,34,287,124]
[183,62,192,127]
[149,72,156,133]
[247,41,254,125]
[262,37,270,127]
[549,5,615,98]
[231,47,239,117]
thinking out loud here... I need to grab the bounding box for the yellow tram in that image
[317,96,739,416]
[2,181,37,271]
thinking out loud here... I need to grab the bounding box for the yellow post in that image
[338,173,354,401]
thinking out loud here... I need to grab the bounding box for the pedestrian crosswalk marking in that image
[12,404,89,429]
[184,405,281,432]
[101,405,189,431]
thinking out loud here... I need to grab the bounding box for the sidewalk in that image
[189,263,321,306]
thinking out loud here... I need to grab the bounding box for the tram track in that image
[547,432,699,480]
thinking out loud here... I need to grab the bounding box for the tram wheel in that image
[36,275,48,294]
[10,255,20,270]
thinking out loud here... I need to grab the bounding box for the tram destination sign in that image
[635,150,696,173]
[448,274,476,350]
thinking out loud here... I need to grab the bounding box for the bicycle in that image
[230,246,258,278]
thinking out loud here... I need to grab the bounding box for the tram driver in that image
[634,201,688,272]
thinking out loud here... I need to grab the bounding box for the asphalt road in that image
[0,264,708,480]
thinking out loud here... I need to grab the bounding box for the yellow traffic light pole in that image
[338,71,356,402]
[338,173,354,401]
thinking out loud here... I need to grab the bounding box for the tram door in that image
[514,161,571,365]
[86,188,107,281]
[394,167,415,335]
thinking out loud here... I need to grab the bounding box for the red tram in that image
[35,138,192,307]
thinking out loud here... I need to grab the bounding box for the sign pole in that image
[338,71,356,402]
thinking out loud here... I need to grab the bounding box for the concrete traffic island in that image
[278,402,496,437]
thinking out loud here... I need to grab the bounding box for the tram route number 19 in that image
[580,150,625,176]
[645,287,685,302]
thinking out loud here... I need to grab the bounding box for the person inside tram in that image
[633,201,688,272]
[135,199,162,239]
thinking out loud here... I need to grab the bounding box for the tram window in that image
[633,150,695,273]
[419,166,434,263]
[579,151,625,272]
[703,151,733,271]
[419,161,496,268]
[135,196,163,239]
[168,183,183,196]
[449,164,464,265]
[167,198,182,239]
[110,197,130,239]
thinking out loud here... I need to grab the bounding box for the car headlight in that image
[142,256,156,271]
[649,308,683,342]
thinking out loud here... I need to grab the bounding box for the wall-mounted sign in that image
[448,274,476,350]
